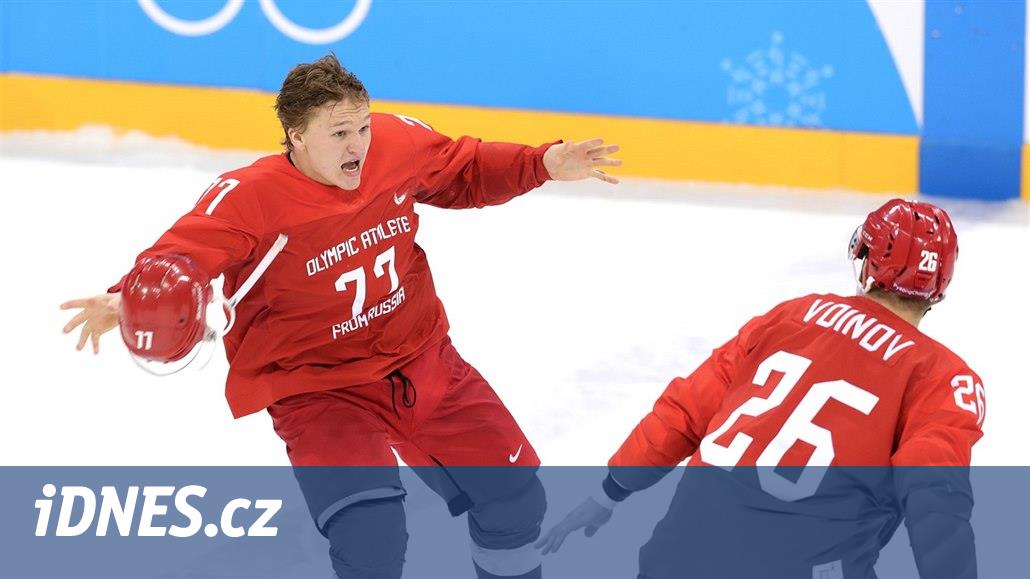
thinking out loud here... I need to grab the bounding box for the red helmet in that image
[849,198,958,303]
[119,255,213,364]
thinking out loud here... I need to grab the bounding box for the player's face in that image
[291,99,372,191]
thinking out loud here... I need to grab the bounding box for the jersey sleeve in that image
[892,366,984,579]
[395,115,555,209]
[109,176,261,292]
[606,309,774,492]
[892,366,984,466]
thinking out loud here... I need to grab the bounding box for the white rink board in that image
[1,130,1027,467]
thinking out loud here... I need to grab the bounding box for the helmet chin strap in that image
[204,231,285,339]
[227,233,288,311]
[210,294,238,337]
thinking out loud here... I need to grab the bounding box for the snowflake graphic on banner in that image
[721,32,834,127]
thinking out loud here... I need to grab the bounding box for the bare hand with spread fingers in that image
[543,138,622,184]
[61,293,121,354]
[534,496,613,555]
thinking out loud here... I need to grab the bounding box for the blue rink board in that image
[0,0,915,134]
[0,466,1025,578]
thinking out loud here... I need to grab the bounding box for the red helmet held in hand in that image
[848,198,958,303]
[119,255,213,369]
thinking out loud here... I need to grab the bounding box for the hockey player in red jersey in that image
[537,199,984,578]
[60,54,621,579]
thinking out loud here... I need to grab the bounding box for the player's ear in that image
[287,126,305,151]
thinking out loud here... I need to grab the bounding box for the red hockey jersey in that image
[115,113,554,417]
[610,293,985,475]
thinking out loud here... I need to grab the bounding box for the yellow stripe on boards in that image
[2,73,282,150]
[388,100,917,193]
[1023,145,1030,200]
[2,73,918,193]
[842,131,919,194]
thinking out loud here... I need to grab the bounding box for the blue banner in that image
[0,0,916,134]
[2,467,1026,577]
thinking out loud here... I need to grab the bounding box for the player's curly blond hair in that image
[275,54,369,151]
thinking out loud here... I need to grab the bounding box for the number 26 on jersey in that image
[699,351,880,502]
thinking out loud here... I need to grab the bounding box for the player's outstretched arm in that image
[406,112,623,209]
[57,169,260,357]
[60,293,121,354]
[534,496,613,555]
[542,138,622,184]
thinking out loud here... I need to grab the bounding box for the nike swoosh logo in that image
[508,444,523,463]
[393,192,407,205]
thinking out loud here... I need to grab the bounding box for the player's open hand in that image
[543,138,621,184]
[534,496,613,555]
[61,293,121,354]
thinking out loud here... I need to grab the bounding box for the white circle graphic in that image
[259,0,372,45]
[137,0,245,37]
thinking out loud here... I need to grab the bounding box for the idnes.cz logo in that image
[34,484,281,538]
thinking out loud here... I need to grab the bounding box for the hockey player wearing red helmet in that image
[849,197,958,306]
[539,199,983,579]
[60,54,622,579]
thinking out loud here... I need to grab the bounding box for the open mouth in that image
[341,160,360,174]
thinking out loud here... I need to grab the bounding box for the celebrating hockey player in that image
[60,54,621,579]
[536,199,984,579]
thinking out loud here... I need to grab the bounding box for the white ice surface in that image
[1,128,1027,467]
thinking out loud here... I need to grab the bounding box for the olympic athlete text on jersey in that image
[536,199,983,579]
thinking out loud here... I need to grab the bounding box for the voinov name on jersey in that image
[803,298,916,362]
[33,484,281,538]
